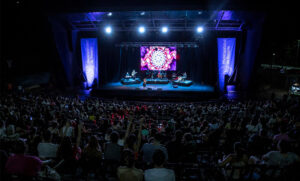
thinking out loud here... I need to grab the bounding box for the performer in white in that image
[131,69,137,79]
[182,72,187,81]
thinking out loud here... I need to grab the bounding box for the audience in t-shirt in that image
[145,149,175,181]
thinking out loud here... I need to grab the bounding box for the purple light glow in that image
[218,38,236,92]
[81,38,98,87]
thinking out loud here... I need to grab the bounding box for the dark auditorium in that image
[1,0,300,180]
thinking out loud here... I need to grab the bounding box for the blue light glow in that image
[218,38,236,92]
[81,38,98,87]
[197,26,204,33]
[105,26,112,34]
[162,26,168,33]
[138,26,145,33]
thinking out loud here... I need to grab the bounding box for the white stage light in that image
[197,26,204,33]
[138,26,145,33]
[161,26,168,33]
[105,26,112,34]
[140,12,145,16]
[107,12,112,16]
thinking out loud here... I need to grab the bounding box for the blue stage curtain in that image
[218,38,236,92]
[81,38,98,87]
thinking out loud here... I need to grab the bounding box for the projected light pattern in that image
[218,38,236,92]
[141,46,176,71]
[81,38,98,87]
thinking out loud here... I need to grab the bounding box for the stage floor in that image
[102,82,215,92]
[91,81,217,101]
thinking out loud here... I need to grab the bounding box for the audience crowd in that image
[0,93,300,180]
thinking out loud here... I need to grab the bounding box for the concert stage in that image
[91,82,216,101]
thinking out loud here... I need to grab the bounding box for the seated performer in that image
[182,72,187,81]
[157,71,162,79]
[143,78,147,87]
[172,72,177,80]
[125,72,130,78]
[131,69,137,79]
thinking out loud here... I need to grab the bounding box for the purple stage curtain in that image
[81,38,98,87]
[218,38,236,92]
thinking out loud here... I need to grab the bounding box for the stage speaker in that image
[173,85,178,88]
[147,88,152,91]
[157,88,163,91]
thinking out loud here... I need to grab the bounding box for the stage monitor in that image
[140,46,177,71]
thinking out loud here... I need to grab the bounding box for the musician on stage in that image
[125,72,130,79]
[157,71,162,79]
[143,78,147,87]
[182,72,187,81]
[131,69,137,79]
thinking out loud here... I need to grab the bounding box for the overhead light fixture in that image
[197,26,204,33]
[107,12,112,16]
[105,26,112,34]
[140,12,145,16]
[138,26,145,34]
[161,26,168,33]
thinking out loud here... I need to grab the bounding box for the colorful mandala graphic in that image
[141,46,177,71]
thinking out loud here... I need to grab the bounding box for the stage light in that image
[105,26,112,34]
[138,26,145,33]
[107,12,112,16]
[273,53,276,56]
[140,12,145,16]
[197,26,204,33]
[161,26,168,33]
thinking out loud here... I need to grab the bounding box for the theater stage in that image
[91,82,217,101]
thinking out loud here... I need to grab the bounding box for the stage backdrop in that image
[218,38,236,92]
[81,38,99,87]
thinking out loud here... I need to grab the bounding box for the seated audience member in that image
[5,140,42,177]
[60,120,74,138]
[56,136,80,174]
[117,149,143,181]
[219,142,248,180]
[181,132,197,162]
[141,133,168,165]
[37,130,59,159]
[167,130,183,162]
[263,140,300,167]
[118,131,125,147]
[6,125,19,140]
[48,122,59,136]
[273,125,291,143]
[145,149,175,181]
[82,135,102,161]
[104,131,122,162]
[81,135,102,173]
[0,121,6,138]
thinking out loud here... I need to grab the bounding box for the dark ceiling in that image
[56,11,244,32]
